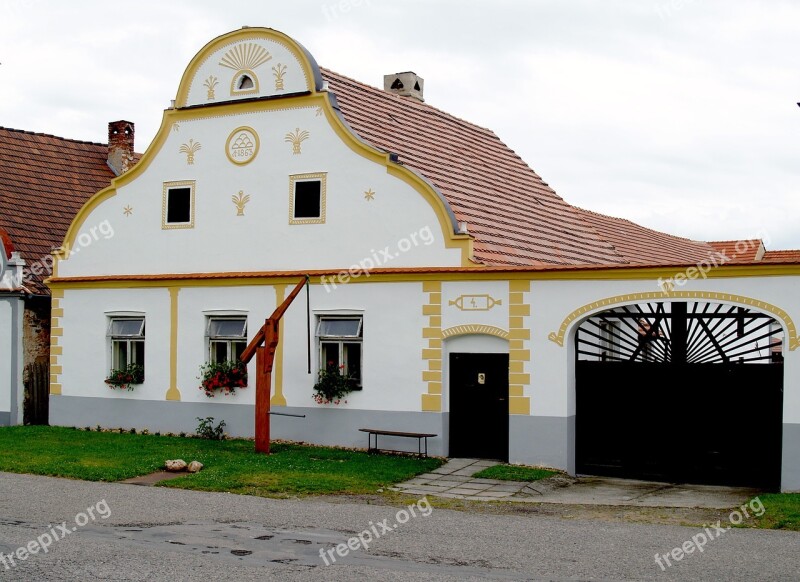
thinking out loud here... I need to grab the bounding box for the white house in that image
[47,27,800,491]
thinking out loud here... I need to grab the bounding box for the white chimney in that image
[384,72,424,102]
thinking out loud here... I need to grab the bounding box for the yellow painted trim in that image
[441,325,510,340]
[428,338,442,349]
[50,289,64,299]
[174,28,316,108]
[508,328,531,340]
[427,382,442,395]
[428,360,442,371]
[429,315,442,327]
[422,348,440,360]
[422,304,441,316]
[422,281,442,292]
[229,69,260,97]
[510,349,530,362]
[509,385,524,397]
[166,287,182,401]
[50,355,59,365]
[271,284,288,406]
[51,308,64,318]
[509,373,530,385]
[421,393,442,412]
[422,327,443,339]
[50,346,63,356]
[510,361,524,373]
[422,370,441,382]
[509,280,531,292]
[50,365,62,375]
[49,374,60,383]
[509,292,524,304]
[548,290,799,350]
[510,339,524,350]
[51,327,63,337]
[50,384,62,396]
[510,304,531,316]
[509,396,531,415]
[50,317,60,328]
[288,172,327,224]
[509,316,525,329]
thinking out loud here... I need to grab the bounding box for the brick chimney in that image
[107,120,135,176]
[384,72,424,102]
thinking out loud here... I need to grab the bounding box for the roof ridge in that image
[0,126,107,147]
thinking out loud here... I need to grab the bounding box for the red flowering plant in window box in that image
[105,364,144,391]
[198,361,248,398]
[312,361,356,405]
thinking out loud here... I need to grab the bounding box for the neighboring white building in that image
[48,28,800,491]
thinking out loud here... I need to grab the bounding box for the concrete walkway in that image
[393,459,761,508]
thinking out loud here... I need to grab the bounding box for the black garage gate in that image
[575,301,783,489]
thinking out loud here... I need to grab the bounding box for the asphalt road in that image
[0,472,796,581]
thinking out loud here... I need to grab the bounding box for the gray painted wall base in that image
[509,415,575,474]
[782,423,800,492]
[49,396,449,456]
[0,411,10,426]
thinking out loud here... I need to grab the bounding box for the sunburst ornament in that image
[364,189,376,201]
[219,43,272,70]
[123,205,133,216]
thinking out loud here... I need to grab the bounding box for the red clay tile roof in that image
[708,240,764,262]
[323,69,800,269]
[575,207,726,265]
[761,250,800,263]
[0,127,117,294]
[323,69,627,267]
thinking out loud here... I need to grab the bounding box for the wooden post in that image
[241,276,308,455]
[255,345,271,454]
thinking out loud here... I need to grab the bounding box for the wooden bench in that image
[358,428,437,458]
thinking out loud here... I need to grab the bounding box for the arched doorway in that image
[574,300,784,489]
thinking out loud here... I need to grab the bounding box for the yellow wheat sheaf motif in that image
[272,64,287,90]
[179,139,202,165]
[232,191,251,216]
[219,43,272,70]
[285,128,310,155]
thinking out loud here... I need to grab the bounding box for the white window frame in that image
[206,316,248,364]
[316,315,363,388]
[107,316,145,375]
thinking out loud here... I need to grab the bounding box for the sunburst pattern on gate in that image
[576,301,784,364]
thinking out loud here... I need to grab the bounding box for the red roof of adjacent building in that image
[0,127,117,294]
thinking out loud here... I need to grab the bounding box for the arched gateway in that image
[575,300,784,489]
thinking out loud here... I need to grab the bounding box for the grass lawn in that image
[472,464,559,482]
[750,493,800,530]
[0,426,442,497]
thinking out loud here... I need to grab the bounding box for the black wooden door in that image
[449,353,509,461]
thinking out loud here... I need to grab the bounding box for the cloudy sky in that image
[2,0,799,249]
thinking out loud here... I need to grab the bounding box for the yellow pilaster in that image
[271,284,288,406]
[421,281,443,411]
[508,280,531,415]
[165,287,182,401]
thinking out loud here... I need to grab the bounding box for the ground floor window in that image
[317,316,363,387]
[207,316,248,364]
[108,317,145,374]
